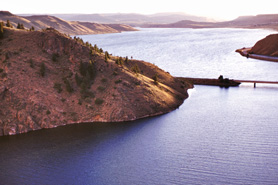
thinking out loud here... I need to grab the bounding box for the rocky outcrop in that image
[0,27,191,136]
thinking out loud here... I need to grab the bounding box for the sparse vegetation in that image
[131,64,140,74]
[95,98,104,105]
[105,51,110,63]
[0,68,3,73]
[40,62,46,77]
[153,73,159,85]
[0,22,4,39]
[115,57,124,66]
[101,78,107,83]
[113,71,118,76]
[46,110,51,115]
[17,23,25,30]
[6,20,12,28]
[52,53,59,62]
[64,78,74,93]
[97,86,106,92]
[115,79,122,84]
[54,83,63,93]
[75,73,82,86]
[29,59,34,68]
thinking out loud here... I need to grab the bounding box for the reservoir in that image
[1,28,278,184]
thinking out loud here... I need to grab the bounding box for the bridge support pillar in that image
[254,83,256,88]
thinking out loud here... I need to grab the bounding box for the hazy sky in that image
[2,0,277,20]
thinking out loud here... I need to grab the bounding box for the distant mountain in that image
[0,11,137,35]
[142,14,278,31]
[47,12,214,26]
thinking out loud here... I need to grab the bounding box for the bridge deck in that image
[234,80,278,84]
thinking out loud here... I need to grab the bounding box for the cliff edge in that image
[0,27,191,136]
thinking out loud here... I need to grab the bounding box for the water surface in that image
[1,28,278,184]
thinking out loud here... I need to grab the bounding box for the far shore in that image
[236,48,278,62]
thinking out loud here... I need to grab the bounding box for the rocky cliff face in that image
[0,27,191,136]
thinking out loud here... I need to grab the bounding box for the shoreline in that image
[236,48,278,62]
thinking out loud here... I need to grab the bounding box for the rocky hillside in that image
[0,11,137,35]
[250,34,278,57]
[0,27,191,136]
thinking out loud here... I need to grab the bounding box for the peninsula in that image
[0,25,191,136]
[236,34,278,62]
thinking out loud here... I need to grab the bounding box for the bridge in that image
[234,80,278,88]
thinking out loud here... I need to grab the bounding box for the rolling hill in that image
[0,11,137,35]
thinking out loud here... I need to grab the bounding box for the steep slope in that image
[0,27,191,136]
[0,11,137,35]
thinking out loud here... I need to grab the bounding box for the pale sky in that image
[1,0,278,20]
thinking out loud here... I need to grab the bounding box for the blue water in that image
[1,28,278,185]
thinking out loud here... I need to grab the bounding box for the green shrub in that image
[52,53,59,62]
[17,23,24,29]
[115,57,124,66]
[0,68,3,73]
[0,22,4,39]
[95,98,104,105]
[115,79,122,84]
[64,78,73,93]
[131,64,140,74]
[153,73,159,85]
[40,62,46,77]
[97,86,105,92]
[6,20,12,28]
[101,78,107,83]
[29,59,34,68]
[54,83,63,93]
[75,73,82,86]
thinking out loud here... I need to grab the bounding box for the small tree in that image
[116,57,124,66]
[30,26,35,31]
[6,20,12,28]
[153,73,159,85]
[17,23,25,29]
[75,73,82,86]
[125,56,128,63]
[105,51,110,63]
[79,61,87,76]
[40,62,46,77]
[131,64,140,74]
[0,22,4,39]
[64,78,74,93]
